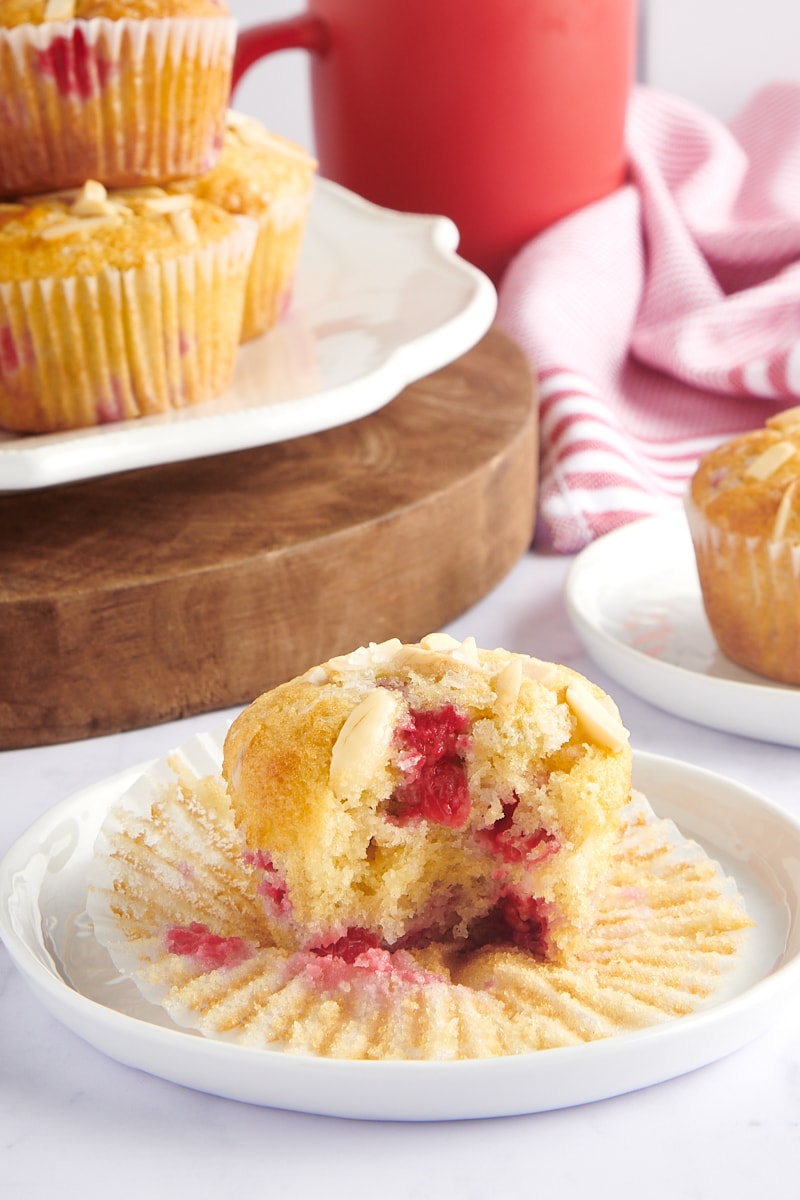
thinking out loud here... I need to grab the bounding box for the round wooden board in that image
[0,327,538,749]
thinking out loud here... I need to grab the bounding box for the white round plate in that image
[2,742,799,1121]
[0,179,496,491]
[565,512,800,748]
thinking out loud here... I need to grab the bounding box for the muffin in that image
[222,633,633,962]
[169,110,316,342]
[0,179,256,431]
[686,405,800,684]
[86,642,753,1061]
[0,0,235,196]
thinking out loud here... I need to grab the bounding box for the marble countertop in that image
[2,546,799,1199]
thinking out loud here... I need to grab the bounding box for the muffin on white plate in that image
[686,405,800,685]
[87,636,752,1061]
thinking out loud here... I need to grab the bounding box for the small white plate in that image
[0,179,496,491]
[2,743,799,1121]
[565,512,800,748]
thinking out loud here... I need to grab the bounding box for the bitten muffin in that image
[169,110,316,342]
[686,405,800,685]
[0,179,256,431]
[0,0,235,196]
[222,633,633,963]
[87,645,753,1061]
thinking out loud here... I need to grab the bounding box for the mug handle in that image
[232,16,331,91]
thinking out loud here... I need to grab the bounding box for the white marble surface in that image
[2,547,799,1198]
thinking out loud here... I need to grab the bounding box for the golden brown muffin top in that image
[0,180,242,279]
[689,406,800,540]
[0,0,228,27]
[169,111,316,219]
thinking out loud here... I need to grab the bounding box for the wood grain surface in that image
[0,326,538,749]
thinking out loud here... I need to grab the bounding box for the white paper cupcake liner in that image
[0,16,236,195]
[685,493,800,683]
[240,195,313,342]
[86,734,753,1061]
[0,215,257,431]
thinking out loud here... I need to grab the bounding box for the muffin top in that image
[169,111,317,221]
[689,406,800,540]
[0,180,243,279]
[0,0,229,27]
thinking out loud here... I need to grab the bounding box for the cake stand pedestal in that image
[0,327,538,749]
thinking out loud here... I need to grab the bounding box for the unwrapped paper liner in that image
[86,732,752,1061]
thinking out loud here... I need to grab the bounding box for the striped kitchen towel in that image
[496,83,800,553]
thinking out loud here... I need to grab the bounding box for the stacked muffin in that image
[0,1,316,432]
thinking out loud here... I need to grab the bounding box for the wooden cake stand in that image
[0,326,538,749]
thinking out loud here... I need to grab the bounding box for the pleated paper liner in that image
[0,16,236,196]
[86,734,753,1061]
[0,215,257,431]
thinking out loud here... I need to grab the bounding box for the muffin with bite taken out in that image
[86,633,753,1061]
[222,633,633,963]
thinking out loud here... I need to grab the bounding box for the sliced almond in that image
[599,692,623,721]
[495,658,522,712]
[767,406,800,432]
[772,480,799,540]
[44,0,75,20]
[420,632,462,652]
[744,441,796,481]
[453,636,480,666]
[71,180,113,216]
[168,208,198,244]
[328,639,404,673]
[521,657,558,686]
[141,194,196,214]
[300,665,328,685]
[566,682,629,754]
[329,688,403,801]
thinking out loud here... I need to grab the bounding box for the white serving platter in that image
[0,179,496,491]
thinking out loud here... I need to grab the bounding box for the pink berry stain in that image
[390,705,472,828]
[469,892,552,958]
[479,796,559,865]
[313,928,381,964]
[165,922,251,970]
[37,29,114,100]
[0,325,19,374]
[95,378,126,424]
[244,849,291,915]
[302,935,441,990]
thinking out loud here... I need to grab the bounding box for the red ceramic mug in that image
[233,0,637,283]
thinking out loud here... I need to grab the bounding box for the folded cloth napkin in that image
[496,82,800,553]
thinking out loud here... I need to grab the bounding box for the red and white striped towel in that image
[496,83,800,553]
